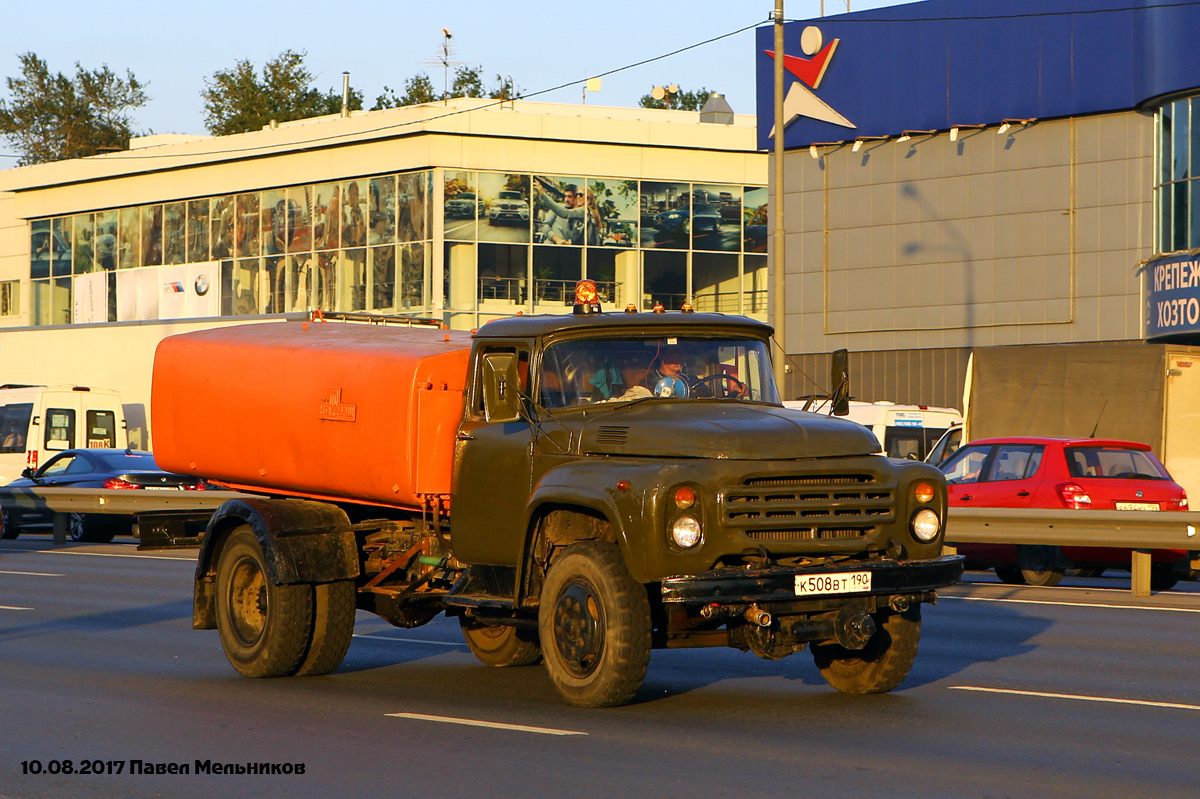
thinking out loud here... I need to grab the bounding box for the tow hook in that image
[888,595,911,613]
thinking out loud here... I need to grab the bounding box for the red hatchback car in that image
[939,437,1190,589]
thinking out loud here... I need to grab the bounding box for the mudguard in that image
[193,497,358,629]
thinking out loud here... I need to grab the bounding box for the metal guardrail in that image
[947,507,1200,597]
[0,486,243,546]
[0,486,243,515]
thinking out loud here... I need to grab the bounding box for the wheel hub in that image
[228,556,268,646]
[552,578,604,677]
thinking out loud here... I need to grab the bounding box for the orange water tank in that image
[151,321,472,510]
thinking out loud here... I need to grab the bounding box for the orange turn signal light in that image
[674,487,696,509]
[914,482,935,503]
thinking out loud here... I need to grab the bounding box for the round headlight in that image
[914,481,935,503]
[674,487,696,509]
[670,515,703,548]
[911,508,940,542]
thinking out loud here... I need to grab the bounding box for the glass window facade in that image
[443,170,767,327]
[1157,95,1200,253]
[28,171,433,326]
[27,167,764,328]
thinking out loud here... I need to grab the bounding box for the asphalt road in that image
[2,536,1199,799]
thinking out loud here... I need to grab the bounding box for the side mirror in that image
[830,348,850,417]
[20,467,35,479]
[481,352,522,424]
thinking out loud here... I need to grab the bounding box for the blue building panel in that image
[756,0,1200,150]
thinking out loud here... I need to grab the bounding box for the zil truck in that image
[147,283,963,707]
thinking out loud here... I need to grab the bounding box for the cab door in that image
[450,343,535,567]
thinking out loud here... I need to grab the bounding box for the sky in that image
[0,0,916,162]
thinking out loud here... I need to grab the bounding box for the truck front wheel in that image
[811,606,921,694]
[459,618,542,667]
[538,541,651,707]
[216,526,315,677]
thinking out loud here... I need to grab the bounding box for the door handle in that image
[960,495,973,501]
[455,431,475,441]
[1016,491,1030,497]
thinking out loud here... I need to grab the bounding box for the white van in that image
[0,385,127,485]
[783,399,962,461]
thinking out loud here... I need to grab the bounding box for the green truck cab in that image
[450,309,961,705]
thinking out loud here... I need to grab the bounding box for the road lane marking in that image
[38,550,195,562]
[386,712,587,736]
[950,686,1200,712]
[942,595,1200,613]
[0,569,63,576]
[0,605,34,610]
[352,633,466,647]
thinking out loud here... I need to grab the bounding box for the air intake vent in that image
[596,425,630,445]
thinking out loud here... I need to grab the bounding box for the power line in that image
[4,18,766,165]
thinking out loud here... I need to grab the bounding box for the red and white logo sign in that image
[766,25,855,135]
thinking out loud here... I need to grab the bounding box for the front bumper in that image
[660,554,964,605]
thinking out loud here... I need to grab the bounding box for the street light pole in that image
[772,0,788,395]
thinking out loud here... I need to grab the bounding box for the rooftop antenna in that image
[424,28,461,105]
[1088,398,1108,438]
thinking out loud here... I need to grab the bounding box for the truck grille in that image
[724,473,893,541]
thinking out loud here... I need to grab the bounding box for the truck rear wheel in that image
[812,606,921,694]
[459,618,542,667]
[216,526,314,677]
[538,541,651,708]
[294,580,356,676]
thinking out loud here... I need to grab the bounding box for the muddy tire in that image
[812,606,922,694]
[1018,545,1064,587]
[460,617,542,667]
[294,580,356,677]
[215,526,314,677]
[538,541,651,708]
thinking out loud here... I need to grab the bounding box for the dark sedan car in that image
[0,449,207,543]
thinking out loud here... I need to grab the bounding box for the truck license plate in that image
[143,486,181,491]
[794,571,872,596]
[1115,502,1159,511]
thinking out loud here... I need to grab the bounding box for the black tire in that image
[215,526,314,678]
[538,540,651,708]
[1018,545,1064,587]
[1150,566,1179,592]
[994,566,1026,585]
[0,509,18,540]
[812,606,922,694]
[460,617,542,667]
[294,580,356,677]
[69,513,116,544]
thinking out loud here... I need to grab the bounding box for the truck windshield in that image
[538,336,779,408]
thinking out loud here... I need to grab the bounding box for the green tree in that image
[372,74,438,110]
[638,85,716,112]
[0,52,148,165]
[201,50,363,136]
[372,68,518,109]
